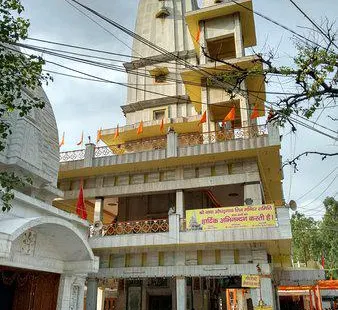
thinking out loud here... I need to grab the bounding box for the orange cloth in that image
[114,124,119,139]
[196,26,201,43]
[76,131,83,146]
[160,119,164,133]
[76,183,87,220]
[250,105,259,120]
[59,132,65,147]
[198,111,207,125]
[137,121,143,135]
[223,107,236,122]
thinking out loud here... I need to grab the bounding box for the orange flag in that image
[198,111,207,125]
[59,132,65,147]
[96,128,102,143]
[223,107,236,122]
[137,121,143,135]
[160,119,164,133]
[250,105,259,120]
[114,124,119,139]
[196,26,201,43]
[76,182,87,220]
[77,131,83,146]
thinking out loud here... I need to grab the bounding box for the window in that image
[154,74,167,83]
[153,109,165,120]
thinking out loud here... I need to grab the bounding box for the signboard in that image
[242,275,260,288]
[186,204,276,231]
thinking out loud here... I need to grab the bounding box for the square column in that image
[244,182,263,205]
[57,274,86,310]
[86,277,99,310]
[176,277,187,310]
[250,278,276,310]
[94,197,104,223]
[176,190,184,218]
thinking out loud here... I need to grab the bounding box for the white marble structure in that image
[0,85,98,309]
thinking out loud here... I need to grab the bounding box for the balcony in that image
[88,207,292,250]
[60,124,272,163]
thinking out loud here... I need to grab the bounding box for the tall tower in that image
[56,1,320,310]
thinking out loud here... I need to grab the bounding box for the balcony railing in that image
[90,218,169,237]
[60,136,166,162]
[178,124,268,147]
[94,136,167,158]
[60,125,268,162]
[60,149,85,162]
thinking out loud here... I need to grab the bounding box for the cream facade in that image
[56,1,323,310]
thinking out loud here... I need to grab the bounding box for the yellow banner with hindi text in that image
[185,204,276,231]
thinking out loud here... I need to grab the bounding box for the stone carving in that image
[70,285,79,310]
[20,230,37,255]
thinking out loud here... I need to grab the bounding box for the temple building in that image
[0,80,98,309]
[56,0,324,310]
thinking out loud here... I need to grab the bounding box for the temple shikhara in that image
[0,0,333,310]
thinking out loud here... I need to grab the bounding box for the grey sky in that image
[21,0,337,218]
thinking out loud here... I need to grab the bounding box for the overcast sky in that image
[21,0,337,219]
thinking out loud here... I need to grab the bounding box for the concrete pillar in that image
[56,274,86,310]
[176,190,184,218]
[176,277,187,310]
[97,287,105,310]
[94,197,104,223]
[234,12,245,58]
[86,278,98,310]
[167,128,178,158]
[169,212,180,243]
[244,182,262,205]
[84,143,95,167]
[267,121,280,146]
[251,278,276,309]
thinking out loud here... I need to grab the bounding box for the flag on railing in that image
[160,119,164,133]
[76,131,84,146]
[137,121,143,135]
[198,111,207,125]
[223,107,236,122]
[114,124,119,139]
[96,128,102,143]
[59,132,65,147]
[250,104,259,120]
[76,182,87,220]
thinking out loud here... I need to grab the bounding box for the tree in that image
[0,0,51,211]
[290,212,321,265]
[291,197,338,279]
[203,22,338,170]
[320,197,338,279]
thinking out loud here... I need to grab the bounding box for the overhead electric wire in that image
[64,0,338,140]
[299,175,338,209]
[296,167,338,201]
[287,0,338,49]
[229,0,325,49]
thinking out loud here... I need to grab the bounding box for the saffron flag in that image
[160,119,164,133]
[321,254,325,268]
[137,121,143,135]
[250,105,259,120]
[77,131,83,146]
[198,111,207,125]
[76,183,87,220]
[59,132,65,147]
[96,128,102,143]
[114,124,119,139]
[223,107,236,122]
[196,26,201,43]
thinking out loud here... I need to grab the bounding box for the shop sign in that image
[241,274,260,288]
[186,204,276,231]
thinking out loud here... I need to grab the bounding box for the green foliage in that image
[291,197,338,279]
[0,0,51,210]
